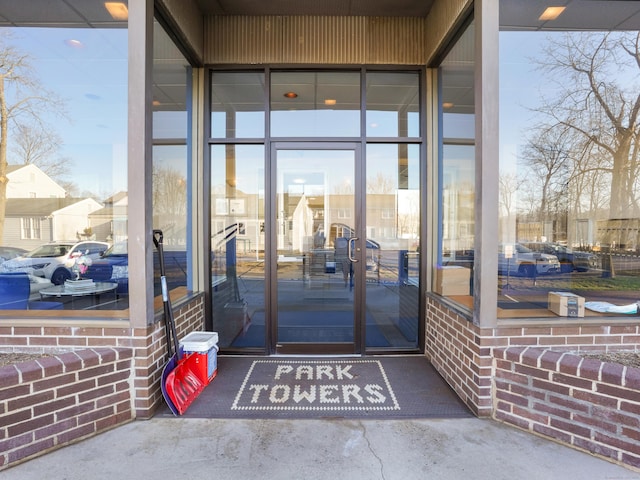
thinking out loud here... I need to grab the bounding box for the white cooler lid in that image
[180,331,219,351]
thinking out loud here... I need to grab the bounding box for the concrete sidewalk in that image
[2,416,638,479]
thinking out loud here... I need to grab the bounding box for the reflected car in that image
[83,242,129,294]
[84,244,188,295]
[522,242,599,272]
[498,244,561,277]
[0,246,28,263]
[0,241,110,285]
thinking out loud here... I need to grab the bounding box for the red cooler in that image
[180,332,219,384]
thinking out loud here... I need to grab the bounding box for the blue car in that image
[85,243,189,295]
[84,242,129,294]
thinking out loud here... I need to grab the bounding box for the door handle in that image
[348,237,359,263]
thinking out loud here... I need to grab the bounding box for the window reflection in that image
[211,72,265,139]
[366,72,420,138]
[270,71,360,137]
[152,20,192,297]
[499,1,640,318]
[0,4,127,312]
[436,21,475,304]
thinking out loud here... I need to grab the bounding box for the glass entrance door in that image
[273,145,363,354]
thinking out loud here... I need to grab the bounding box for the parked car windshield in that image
[103,242,127,256]
[515,244,533,254]
[25,244,74,258]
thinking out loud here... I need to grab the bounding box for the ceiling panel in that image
[194,0,435,17]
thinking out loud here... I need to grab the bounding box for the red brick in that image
[515,364,550,380]
[540,350,563,370]
[601,361,624,385]
[495,410,531,430]
[531,378,571,396]
[33,396,76,417]
[511,383,546,401]
[551,372,593,390]
[595,431,640,455]
[7,390,54,411]
[621,400,640,416]
[35,356,65,376]
[0,383,30,401]
[532,423,572,443]
[97,370,130,386]
[8,414,55,437]
[621,453,640,469]
[573,389,619,408]
[14,361,44,383]
[558,353,582,375]
[56,402,94,421]
[32,373,77,392]
[496,390,529,407]
[78,364,114,381]
[572,412,617,434]
[513,405,549,424]
[547,394,590,413]
[57,423,95,445]
[573,437,618,461]
[577,357,602,380]
[533,401,572,420]
[57,378,96,398]
[550,417,591,438]
[597,384,640,403]
[625,366,640,390]
[78,385,114,403]
[8,438,55,464]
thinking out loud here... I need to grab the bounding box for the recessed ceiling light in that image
[442,102,454,109]
[105,2,129,21]
[284,92,298,99]
[324,99,336,106]
[539,6,566,21]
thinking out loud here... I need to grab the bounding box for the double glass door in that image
[210,144,420,355]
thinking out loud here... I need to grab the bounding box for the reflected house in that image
[6,164,66,199]
[88,192,128,245]
[3,197,104,251]
[3,165,104,250]
[291,194,314,252]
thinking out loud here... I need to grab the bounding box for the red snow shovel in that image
[154,230,205,415]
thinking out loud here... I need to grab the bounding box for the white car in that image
[499,244,560,277]
[0,241,110,285]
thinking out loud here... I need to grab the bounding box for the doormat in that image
[159,356,471,419]
[232,359,399,412]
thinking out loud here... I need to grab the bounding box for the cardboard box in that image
[180,332,219,384]
[548,292,585,317]
[434,266,470,296]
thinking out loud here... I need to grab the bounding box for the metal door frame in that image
[268,142,365,355]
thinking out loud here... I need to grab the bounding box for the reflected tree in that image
[0,36,65,241]
[534,32,640,220]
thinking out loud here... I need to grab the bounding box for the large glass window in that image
[436,21,475,307]
[0,3,127,312]
[270,71,360,137]
[499,1,640,318]
[152,20,192,298]
[211,72,265,139]
[210,144,265,348]
[366,72,420,138]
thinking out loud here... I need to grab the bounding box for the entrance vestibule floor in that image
[159,355,471,419]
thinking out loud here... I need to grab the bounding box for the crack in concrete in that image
[357,421,386,480]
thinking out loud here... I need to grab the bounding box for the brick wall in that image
[425,297,494,416]
[493,346,640,471]
[0,293,205,420]
[0,348,133,471]
[425,296,640,418]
